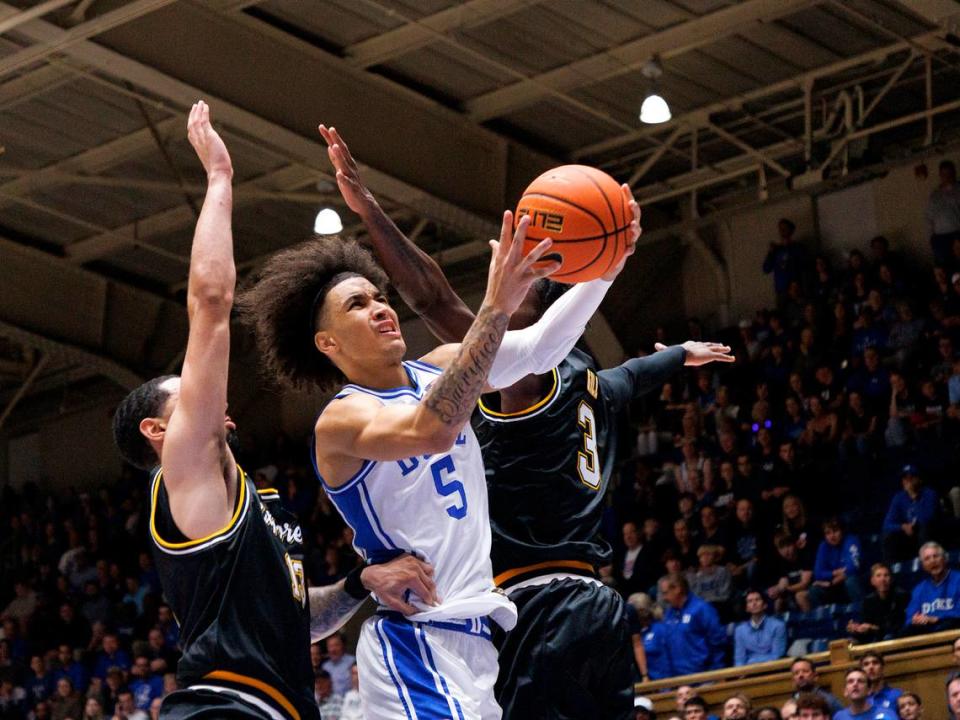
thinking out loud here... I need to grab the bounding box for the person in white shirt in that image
[340,663,363,720]
[926,159,960,265]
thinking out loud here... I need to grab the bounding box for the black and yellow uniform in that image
[474,346,685,720]
[150,467,319,720]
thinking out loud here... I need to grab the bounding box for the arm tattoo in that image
[308,582,365,643]
[424,305,509,425]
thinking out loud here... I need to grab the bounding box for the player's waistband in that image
[189,670,302,720]
[494,559,597,590]
[376,611,493,640]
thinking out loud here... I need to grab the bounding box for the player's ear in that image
[140,417,166,443]
[315,330,337,358]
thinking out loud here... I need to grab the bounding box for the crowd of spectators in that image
[0,160,957,720]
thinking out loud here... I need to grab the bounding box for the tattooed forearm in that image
[424,305,509,425]
[308,582,366,643]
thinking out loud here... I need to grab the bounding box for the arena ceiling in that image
[0,0,959,428]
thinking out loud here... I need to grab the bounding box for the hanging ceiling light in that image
[313,208,343,235]
[639,58,671,125]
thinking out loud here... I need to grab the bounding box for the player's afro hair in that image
[112,374,177,470]
[237,236,389,392]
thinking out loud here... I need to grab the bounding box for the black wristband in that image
[343,565,368,600]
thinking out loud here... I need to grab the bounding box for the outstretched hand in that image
[601,184,642,281]
[318,124,376,215]
[485,211,560,315]
[655,341,735,367]
[186,101,232,179]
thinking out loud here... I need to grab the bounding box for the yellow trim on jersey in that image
[494,559,595,587]
[478,367,559,418]
[257,487,279,495]
[150,466,248,550]
[204,670,300,720]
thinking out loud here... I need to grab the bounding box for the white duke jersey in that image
[314,359,517,631]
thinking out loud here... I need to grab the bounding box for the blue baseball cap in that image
[901,464,919,477]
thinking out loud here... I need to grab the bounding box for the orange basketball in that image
[515,164,631,283]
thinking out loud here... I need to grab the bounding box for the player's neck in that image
[345,361,409,391]
[498,372,548,413]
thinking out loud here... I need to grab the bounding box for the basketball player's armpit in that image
[308,582,365,643]
[424,305,509,428]
[361,205,474,343]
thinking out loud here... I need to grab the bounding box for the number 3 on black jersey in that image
[577,401,601,490]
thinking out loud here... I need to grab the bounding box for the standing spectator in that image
[904,541,960,633]
[340,663,362,720]
[926,160,960,266]
[790,658,843,715]
[882,465,941,563]
[896,692,923,720]
[92,635,130,681]
[659,573,726,675]
[846,563,908,644]
[733,590,786,666]
[627,593,672,681]
[49,678,82,720]
[810,518,863,607]
[320,633,354,698]
[834,668,896,720]
[859,652,902,715]
[763,219,807,305]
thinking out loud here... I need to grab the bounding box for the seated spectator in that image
[810,518,863,607]
[733,590,786,666]
[53,605,90,656]
[882,465,941,563]
[698,506,729,556]
[92,634,130,681]
[313,671,342,720]
[727,499,760,584]
[83,696,106,720]
[340,663,362,720]
[112,689,147,720]
[627,593,672,681]
[52,645,86,695]
[766,532,813,613]
[0,675,27,718]
[794,692,830,720]
[688,545,733,618]
[790,658,843,716]
[25,655,53,707]
[671,519,698,571]
[949,676,960,720]
[50,677,82,720]
[128,656,162,712]
[846,563,908,644]
[3,580,38,627]
[720,694,751,719]
[859,652,902,715]
[778,495,818,551]
[834,668,896,720]
[634,696,655,720]
[617,521,649,597]
[321,632,354,698]
[659,573,726,676]
[895,691,923,720]
[143,629,177,675]
[904,541,960,634]
[682,695,715,720]
[754,707,780,720]
[841,391,877,461]
[80,581,112,628]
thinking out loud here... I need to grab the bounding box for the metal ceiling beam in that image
[575,31,941,160]
[0,63,71,109]
[345,0,534,69]
[0,352,48,431]
[0,0,178,81]
[0,0,75,35]
[5,3,502,243]
[464,0,821,122]
[65,164,320,264]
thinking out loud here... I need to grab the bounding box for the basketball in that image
[516,164,631,283]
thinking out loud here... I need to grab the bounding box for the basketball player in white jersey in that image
[240,203,638,717]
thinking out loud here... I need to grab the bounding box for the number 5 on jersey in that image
[577,401,601,490]
[431,455,468,519]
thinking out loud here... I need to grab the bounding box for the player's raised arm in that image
[319,124,474,343]
[317,214,557,467]
[160,101,237,538]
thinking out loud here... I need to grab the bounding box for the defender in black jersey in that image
[112,106,436,720]
[321,125,732,719]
